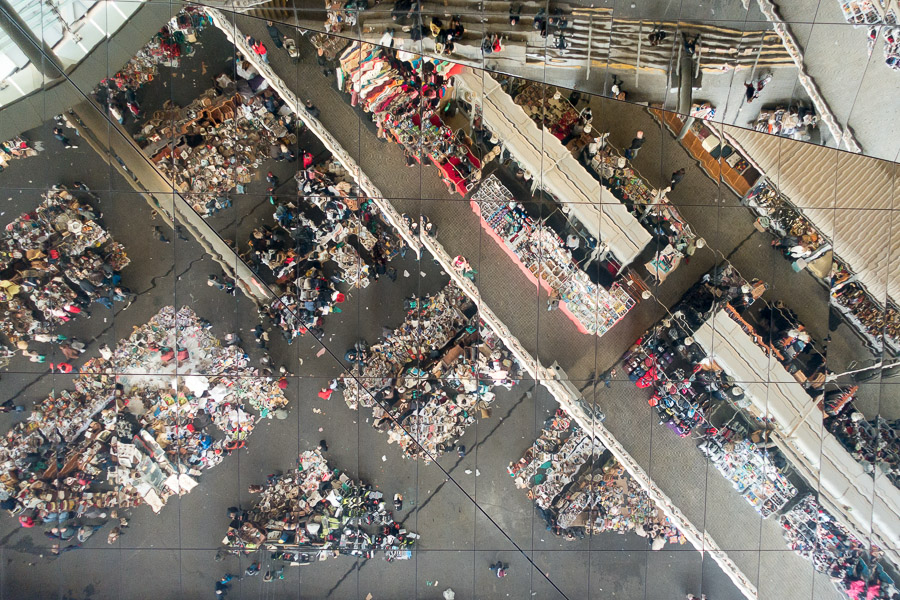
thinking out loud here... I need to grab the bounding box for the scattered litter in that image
[316,347,327,357]
[382,455,387,462]
[464,469,472,474]
[403,270,410,277]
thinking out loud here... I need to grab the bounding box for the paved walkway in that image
[235,15,846,600]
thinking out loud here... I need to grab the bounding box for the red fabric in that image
[318,389,333,400]
[278,377,288,390]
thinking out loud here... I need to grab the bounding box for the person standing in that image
[246,37,269,63]
[489,562,509,578]
[624,131,644,160]
[53,127,77,149]
[304,99,320,119]
[265,21,284,48]
[670,168,685,189]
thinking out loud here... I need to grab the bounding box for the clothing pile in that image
[0,306,287,525]
[507,409,598,509]
[338,43,480,196]
[95,7,211,117]
[752,106,818,141]
[0,187,129,345]
[223,450,416,562]
[827,411,900,490]
[334,284,519,462]
[781,494,896,599]
[0,136,40,171]
[246,160,402,339]
[136,85,297,216]
[509,409,683,549]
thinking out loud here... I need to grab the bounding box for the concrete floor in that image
[0,7,896,600]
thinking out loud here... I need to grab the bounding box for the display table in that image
[472,175,638,336]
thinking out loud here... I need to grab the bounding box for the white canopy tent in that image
[454,68,651,266]
[695,309,900,565]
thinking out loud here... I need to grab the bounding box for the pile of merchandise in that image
[0,306,287,521]
[472,175,638,336]
[0,135,40,171]
[508,410,598,509]
[832,278,900,355]
[622,266,764,436]
[222,450,416,563]
[335,284,519,463]
[95,7,212,116]
[781,494,896,599]
[512,81,581,141]
[836,0,900,71]
[744,179,829,262]
[508,409,684,549]
[0,187,129,344]
[827,410,900,490]
[752,106,818,141]
[136,85,297,216]
[247,159,402,339]
[698,432,797,518]
[337,43,481,196]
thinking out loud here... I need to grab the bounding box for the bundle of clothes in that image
[0,306,288,541]
[222,450,416,562]
[781,494,897,599]
[0,186,129,345]
[333,285,519,463]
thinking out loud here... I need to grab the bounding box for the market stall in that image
[725,124,900,356]
[0,306,287,533]
[508,409,684,548]
[337,43,481,198]
[471,175,640,337]
[335,284,520,463]
[135,85,298,216]
[694,306,900,565]
[781,494,895,599]
[0,187,130,345]
[222,450,416,562]
[452,68,651,267]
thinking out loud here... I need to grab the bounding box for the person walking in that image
[489,561,509,578]
[52,127,77,149]
[624,131,644,160]
[265,21,284,48]
[670,168,685,189]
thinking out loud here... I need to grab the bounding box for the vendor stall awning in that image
[724,126,899,306]
[694,308,900,565]
[454,68,652,266]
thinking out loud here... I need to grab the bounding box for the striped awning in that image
[724,126,899,306]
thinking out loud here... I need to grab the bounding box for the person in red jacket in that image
[246,36,269,63]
